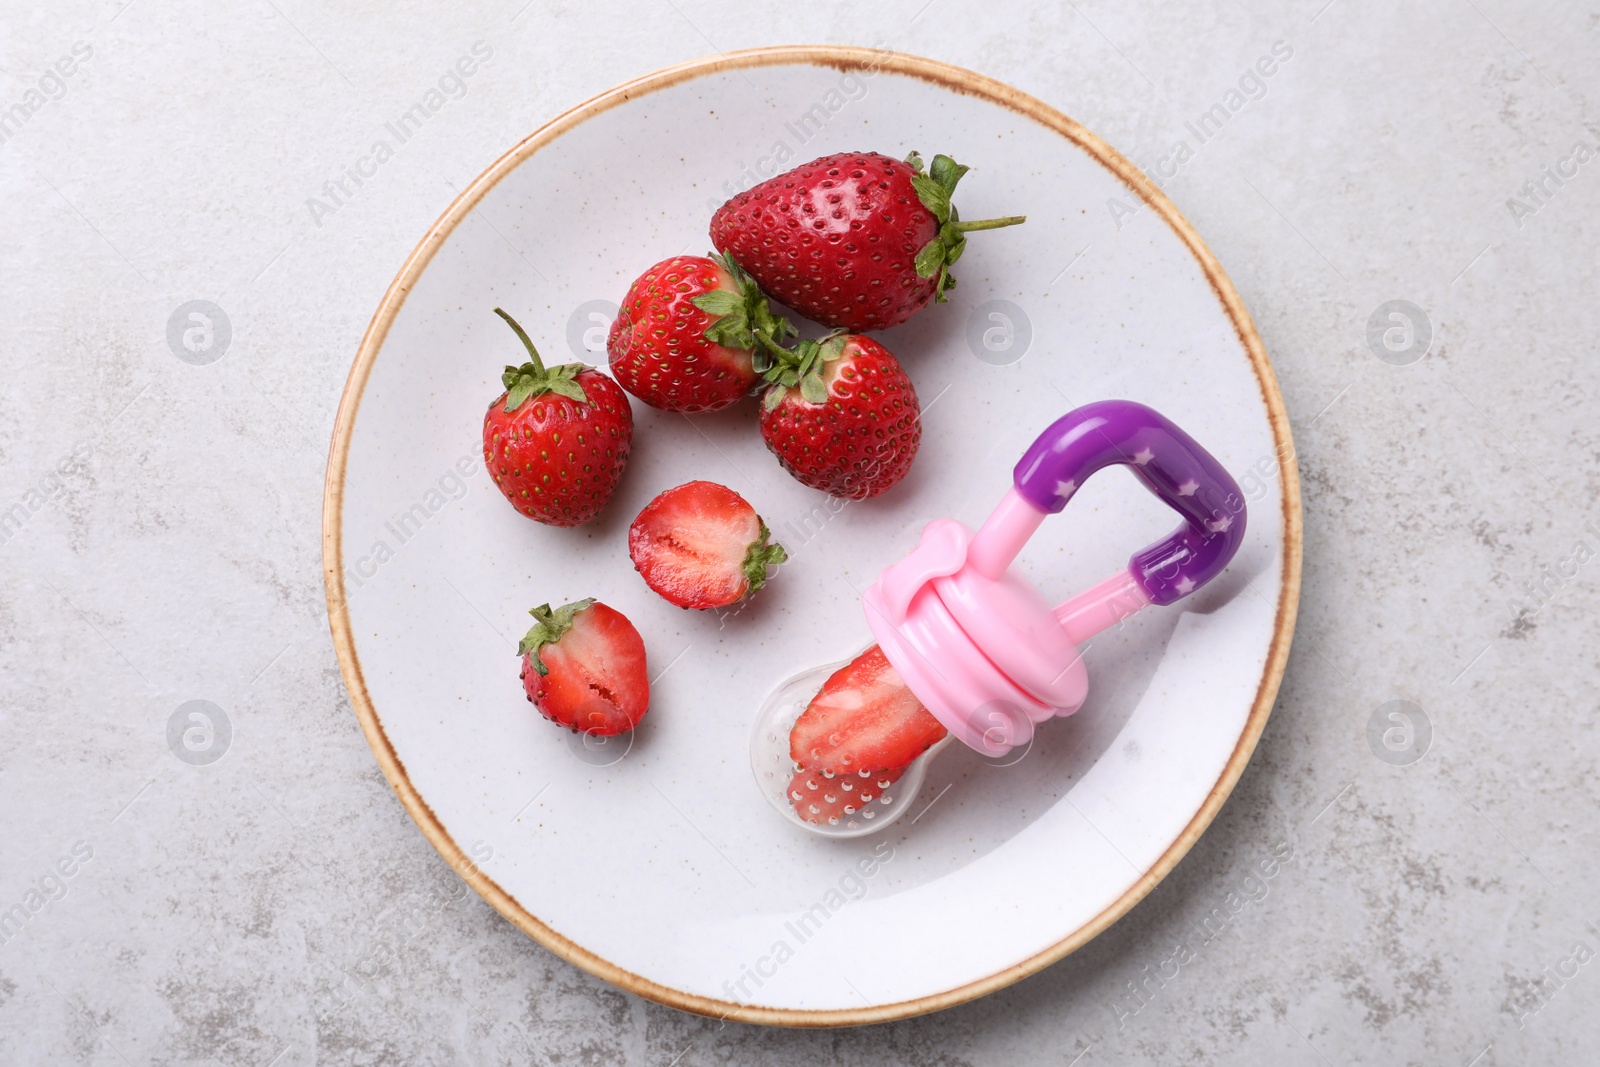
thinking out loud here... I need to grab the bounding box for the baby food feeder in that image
[752,400,1249,836]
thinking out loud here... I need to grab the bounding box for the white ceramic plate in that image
[323,46,1301,1026]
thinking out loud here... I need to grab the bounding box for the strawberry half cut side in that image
[788,644,947,776]
[628,481,787,610]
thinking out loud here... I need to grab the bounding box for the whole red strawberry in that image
[608,253,795,413]
[519,599,649,736]
[628,480,787,610]
[482,308,633,527]
[710,151,1025,332]
[758,333,921,499]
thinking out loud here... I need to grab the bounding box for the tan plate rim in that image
[320,44,1304,1029]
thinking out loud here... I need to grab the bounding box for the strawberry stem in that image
[742,523,788,594]
[694,253,798,358]
[755,332,847,409]
[493,308,590,412]
[495,307,546,376]
[904,151,1026,303]
[954,215,1027,232]
[754,331,794,361]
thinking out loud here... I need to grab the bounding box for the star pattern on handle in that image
[1013,402,1246,608]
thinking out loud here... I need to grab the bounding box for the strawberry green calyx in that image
[741,522,789,594]
[517,598,595,675]
[495,307,589,412]
[905,151,1026,302]
[759,333,847,410]
[689,253,798,369]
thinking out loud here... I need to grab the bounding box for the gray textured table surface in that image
[4,1,1597,1063]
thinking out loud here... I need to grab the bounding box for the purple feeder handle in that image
[1012,400,1247,606]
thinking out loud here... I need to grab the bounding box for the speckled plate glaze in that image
[323,46,1302,1027]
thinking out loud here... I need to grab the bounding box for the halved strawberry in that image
[789,645,946,775]
[519,599,649,736]
[788,765,907,826]
[628,481,787,610]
